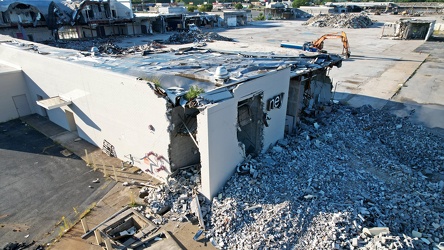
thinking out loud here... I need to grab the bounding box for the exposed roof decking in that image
[1,37,342,105]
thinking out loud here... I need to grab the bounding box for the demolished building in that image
[0,0,134,41]
[0,33,342,199]
[381,18,436,41]
[0,0,225,42]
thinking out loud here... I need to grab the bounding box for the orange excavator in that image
[281,31,351,58]
[306,31,351,59]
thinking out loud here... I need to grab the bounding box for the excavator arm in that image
[311,31,351,58]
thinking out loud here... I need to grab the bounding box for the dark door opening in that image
[169,107,201,171]
[237,94,264,157]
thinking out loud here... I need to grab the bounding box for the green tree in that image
[254,12,265,21]
[188,5,197,12]
[198,3,213,12]
[234,3,244,9]
[292,0,309,8]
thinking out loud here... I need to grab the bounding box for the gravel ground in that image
[205,104,444,250]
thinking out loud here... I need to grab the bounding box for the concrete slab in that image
[387,39,444,137]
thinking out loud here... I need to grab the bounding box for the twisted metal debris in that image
[304,13,374,29]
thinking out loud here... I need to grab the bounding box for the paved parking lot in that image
[0,119,115,247]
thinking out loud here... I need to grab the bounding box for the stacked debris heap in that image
[164,30,234,44]
[137,103,444,249]
[304,13,374,28]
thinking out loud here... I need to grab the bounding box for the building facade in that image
[0,34,342,199]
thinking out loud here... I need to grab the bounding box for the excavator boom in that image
[311,31,351,58]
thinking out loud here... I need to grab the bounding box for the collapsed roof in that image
[3,38,343,108]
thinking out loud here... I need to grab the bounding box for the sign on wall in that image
[267,93,284,111]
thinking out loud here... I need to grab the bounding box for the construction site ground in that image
[1,13,443,250]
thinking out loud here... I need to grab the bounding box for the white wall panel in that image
[198,68,291,199]
[0,68,30,122]
[0,43,170,177]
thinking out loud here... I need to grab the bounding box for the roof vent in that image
[214,66,230,86]
[91,46,99,56]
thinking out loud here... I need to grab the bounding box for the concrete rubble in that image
[134,103,444,249]
[303,13,374,28]
[43,38,167,55]
[164,30,234,44]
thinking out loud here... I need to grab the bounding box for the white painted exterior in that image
[227,17,237,27]
[0,34,339,199]
[0,64,31,122]
[0,43,171,180]
[111,0,134,19]
[198,69,291,199]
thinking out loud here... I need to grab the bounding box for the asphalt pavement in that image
[0,119,115,247]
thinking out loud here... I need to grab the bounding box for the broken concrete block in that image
[244,205,261,211]
[352,237,358,247]
[363,227,389,236]
[412,230,422,238]
[421,238,431,245]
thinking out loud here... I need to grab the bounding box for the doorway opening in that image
[169,107,200,171]
[237,93,264,157]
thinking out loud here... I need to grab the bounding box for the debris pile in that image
[204,104,444,249]
[128,104,443,249]
[44,38,167,55]
[128,166,210,228]
[164,30,234,44]
[98,41,167,55]
[303,13,374,28]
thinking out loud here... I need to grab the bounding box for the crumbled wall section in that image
[286,69,333,131]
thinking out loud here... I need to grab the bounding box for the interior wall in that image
[198,68,291,199]
[0,42,171,178]
[0,67,30,122]
[169,106,200,170]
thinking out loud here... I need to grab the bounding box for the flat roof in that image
[0,62,20,74]
[1,37,342,106]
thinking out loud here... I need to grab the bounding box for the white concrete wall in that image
[198,68,291,199]
[0,66,30,122]
[113,0,134,19]
[0,27,53,42]
[0,42,171,178]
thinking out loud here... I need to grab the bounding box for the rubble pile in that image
[164,30,234,44]
[98,41,166,55]
[303,13,374,28]
[45,39,166,55]
[206,104,444,249]
[131,167,211,226]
